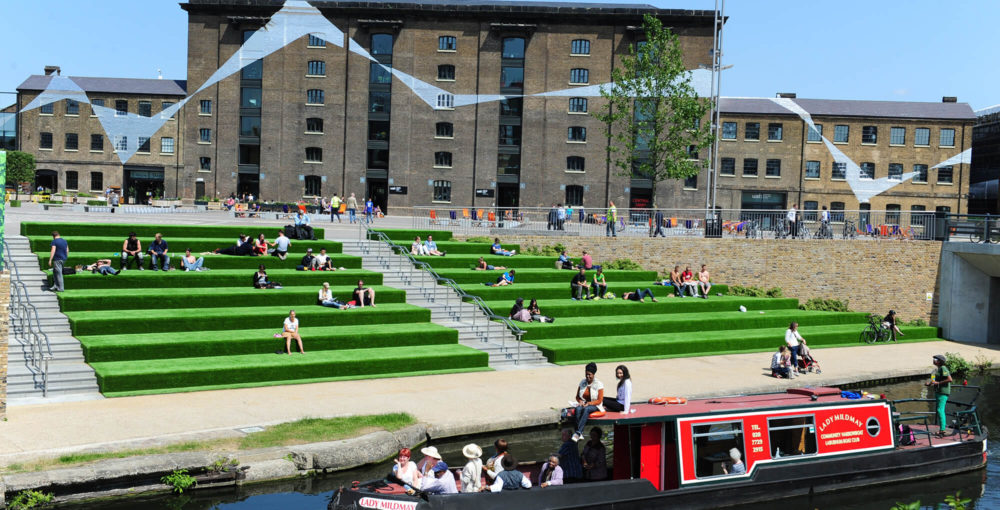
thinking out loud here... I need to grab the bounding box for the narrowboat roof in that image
[594,387,873,425]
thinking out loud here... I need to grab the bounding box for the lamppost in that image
[701,0,730,218]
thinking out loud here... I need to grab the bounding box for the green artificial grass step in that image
[21,222,325,239]
[37,252,363,272]
[482,295,798,318]
[66,303,428,336]
[46,269,381,290]
[91,344,488,395]
[58,284,405,312]
[28,236,343,254]
[457,282,730,302]
[78,322,459,362]
[409,254,560,269]
[434,268,659,284]
[510,309,870,341]
[391,241,520,255]
[369,229,453,242]
[528,324,942,364]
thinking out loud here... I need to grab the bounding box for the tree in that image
[595,14,713,207]
[5,150,36,188]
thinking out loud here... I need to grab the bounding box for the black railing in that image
[943,213,999,243]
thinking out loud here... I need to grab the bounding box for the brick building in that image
[180,0,716,211]
[712,96,975,217]
[16,68,187,201]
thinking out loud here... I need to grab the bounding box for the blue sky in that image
[1,0,996,110]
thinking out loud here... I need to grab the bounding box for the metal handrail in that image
[3,240,53,396]
[361,227,526,364]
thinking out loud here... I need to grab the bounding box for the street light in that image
[700,0,730,222]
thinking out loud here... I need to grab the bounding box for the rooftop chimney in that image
[776,92,796,99]
[43,65,61,76]
[942,96,957,103]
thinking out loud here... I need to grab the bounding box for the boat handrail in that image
[894,415,938,445]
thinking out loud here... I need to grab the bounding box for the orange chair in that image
[429,209,439,225]
[487,211,496,224]
[462,208,470,220]
[669,217,677,228]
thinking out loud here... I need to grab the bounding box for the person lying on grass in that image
[207,234,253,256]
[318,282,353,309]
[79,259,118,275]
[281,310,305,355]
[488,269,515,287]
[621,288,658,302]
[474,257,506,271]
[353,279,376,307]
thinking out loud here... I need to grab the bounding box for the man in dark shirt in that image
[571,268,591,300]
[300,248,315,269]
[48,231,69,292]
[883,310,905,342]
[148,233,170,271]
[121,232,144,270]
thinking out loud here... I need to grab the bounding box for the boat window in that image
[767,416,817,458]
[692,421,744,478]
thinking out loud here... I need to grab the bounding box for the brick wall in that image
[460,235,942,324]
[0,271,9,420]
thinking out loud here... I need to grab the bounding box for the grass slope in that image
[58,285,404,311]
[481,296,799,318]
[21,222,325,239]
[47,269,381,290]
[27,236,343,254]
[434,268,658,284]
[39,252,363,271]
[369,229,453,241]
[461,282,730,301]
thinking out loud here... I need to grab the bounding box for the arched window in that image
[565,185,584,206]
[566,156,585,172]
[434,152,453,168]
[437,65,455,81]
[304,175,322,196]
[436,122,454,138]
[305,147,322,162]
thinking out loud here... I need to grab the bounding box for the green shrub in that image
[464,236,492,243]
[604,259,643,271]
[728,285,783,298]
[904,318,928,327]
[77,192,94,198]
[973,355,994,375]
[799,298,849,312]
[8,489,54,509]
[944,352,972,378]
[522,243,565,257]
[9,199,21,207]
[766,287,784,298]
[161,469,197,494]
[86,200,107,206]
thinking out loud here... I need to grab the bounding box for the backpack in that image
[898,424,915,446]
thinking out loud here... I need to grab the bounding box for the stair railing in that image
[361,227,526,364]
[3,240,53,396]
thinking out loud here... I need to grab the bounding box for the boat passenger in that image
[558,429,583,482]
[419,461,458,495]
[771,345,791,379]
[538,455,564,487]
[722,448,745,475]
[392,448,421,490]
[581,427,607,481]
[603,365,632,413]
[417,446,443,479]
[927,354,953,437]
[572,362,604,442]
[473,257,505,271]
[484,439,509,482]
[485,455,531,492]
[460,444,483,493]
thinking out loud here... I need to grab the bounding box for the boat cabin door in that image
[614,421,679,491]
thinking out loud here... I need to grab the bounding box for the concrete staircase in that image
[5,235,102,403]
[339,238,551,370]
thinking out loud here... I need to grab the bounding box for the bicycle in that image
[842,220,857,240]
[797,222,811,239]
[773,220,788,239]
[859,313,892,344]
[744,220,762,239]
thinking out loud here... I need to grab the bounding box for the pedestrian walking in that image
[48,231,69,292]
[606,201,617,237]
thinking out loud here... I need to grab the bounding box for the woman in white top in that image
[282,310,305,355]
[571,362,604,442]
[317,282,349,309]
[602,365,632,413]
[392,448,421,490]
[460,443,483,493]
[411,236,430,256]
[785,322,804,374]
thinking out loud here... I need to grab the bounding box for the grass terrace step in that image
[511,310,870,341]
[66,303,428,336]
[433,268,659,284]
[369,229,453,242]
[58,285,404,311]
[46,269,381,290]
[411,254,592,269]
[481,296,798,318]
[37,252,362,272]
[389,241,521,255]
[21,222,325,239]
[91,344,488,396]
[27,236,343,254]
[529,324,942,364]
[78,323,460,362]
[458,282,729,301]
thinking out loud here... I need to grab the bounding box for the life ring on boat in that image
[648,396,687,405]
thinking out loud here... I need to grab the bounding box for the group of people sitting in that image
[555,250,595,271]
[655,264,712,298]
[770,322,822,378]
[316,280,376,309]
[106,232,210,273]
[509,297,554,323]
[410,235,446,256]
[208,230,295,260]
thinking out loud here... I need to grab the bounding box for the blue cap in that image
[432,461,449,473]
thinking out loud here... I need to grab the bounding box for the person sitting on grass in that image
[318,282,351,309]
[353,279,376,307]
[209,234,253,256]
[491,238,516,257]
[528,299,554,323]
[81,259,118,276]
[121,232,144,270]
[771,345,791,379]
[281,310,305,355]
[253,264,281,289]
[698,264,712,299]
[310,248,335,271]
[592,267,608,299]
[681,266,700,297]
[670,265,684,297]
[510,297,532,322]
[577,250,594,270]
[556,250,573,270]
[253,233,271,256]
[485,455,531,492]
[474,257,506,271]
[148,233,170,271]
[884,310,905,342]
[622,288,658,302]
[424,235,446,256]
[271,230,291,260]
[571,268,591,300]
[489,269,515,287]
[181,249,206,272]
[411,236,430,256]
[300,248,315,270]
[538,455,563,488]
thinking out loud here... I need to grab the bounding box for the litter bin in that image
[704,217,722,238]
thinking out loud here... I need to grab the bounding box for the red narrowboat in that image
[332,386,987,510]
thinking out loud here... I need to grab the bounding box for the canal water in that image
[57,375,1000,509]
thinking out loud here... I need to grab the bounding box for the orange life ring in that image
[589,410,607,418]
[648,396,687,405]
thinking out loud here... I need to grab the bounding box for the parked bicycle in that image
[797,222,811,239]
[843,220,858,240]
[859,313,892,344]
[774,220,788,239]
[744,220,762,239]
[816,221,833,239]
